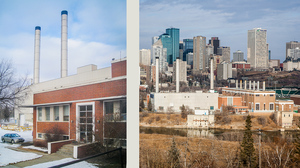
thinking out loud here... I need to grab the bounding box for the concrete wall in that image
[153,92,219,112]
[187,114,215,127]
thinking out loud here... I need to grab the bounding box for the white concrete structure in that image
[287,47,300,60]
[286,41,300,58]
[151,91,219,112]
[247,28,269,69]
[217,46,230,63]
[176,58,179,93]
[139,49,151,66]
[61,10,68,78]
[34,26,41,84]
[283,60,300,71]
[173,59,187,85]
[155,57,159,93]
[210,58,214,91]
[187,114,215,128]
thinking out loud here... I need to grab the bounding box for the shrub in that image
[155,116,161,121]
[148,117,153,124]
[269,113,277,124]
[44,124,65,143]
[257,116,266,126]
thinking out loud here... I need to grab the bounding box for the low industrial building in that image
[187,113,215,128]
[222,80,275,112]
[17,10,126,148]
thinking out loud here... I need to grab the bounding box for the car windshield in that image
[11,134,20,137]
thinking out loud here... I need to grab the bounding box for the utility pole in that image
[258,128,262,168]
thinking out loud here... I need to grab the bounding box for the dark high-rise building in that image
[159,33,172,64]
[209,37,220,54]
[166,28,180,64]
[183,39,193,61]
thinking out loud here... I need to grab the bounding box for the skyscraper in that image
[233,50,244,62]
[159,33,172,64]
[217,46,230,63]
[183,39,193,61]
[166,28,180,64]
[193,36,206,71]
[286,41,300,59]
[209,37,220,54]
[139,49,151,66]
[152,39,168,72]
[247,28,269,69]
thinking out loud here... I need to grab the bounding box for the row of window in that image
[37,105,69,122]
[255,103,274,111]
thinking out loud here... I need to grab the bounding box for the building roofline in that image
[19,95,127,108]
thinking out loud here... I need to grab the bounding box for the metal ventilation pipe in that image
[61,10,68,78]
[240,80,242,89]
[176,58,180,93]
[34,26,41,84]
[236,80,238,89]
[257,81,260,90]
[155,57,159,93]
[244,80,247,90]
[253,81,256,90]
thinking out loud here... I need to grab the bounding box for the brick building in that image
[221,81,275,112]
[24,59,126,147]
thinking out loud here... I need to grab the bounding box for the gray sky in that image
[139,0,300,62]
[0,0,126,82]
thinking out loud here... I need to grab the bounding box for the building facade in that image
[139,49,151,66]
[25,59,127,147]
[217,46,230,63]
[209,37,220,55]
[233,50,244,62]
[152,39,168,72]
[166,28,180,64]
[286,41,300,58]
[193,36,206,71]
[247,28,269,69]
[173,59,187,84]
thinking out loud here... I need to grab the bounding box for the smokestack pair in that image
[34,10,68,84]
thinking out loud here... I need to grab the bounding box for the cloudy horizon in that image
[140,0,300,62]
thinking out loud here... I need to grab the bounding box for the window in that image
[104,100,126,122]
[270,94,274,97]
[210,106,214,110]
[45,107,50,121]
[38,107,42,121]
[159,106,164,110]
[256,94,260,97]
[37,133,43,139]
[54,106,59,121]
[79,104,94,143]
[63,105,69,121]
[276,106,279,111]
[63,135,69,140]
[255,103,260,110]
[270,104,274,110]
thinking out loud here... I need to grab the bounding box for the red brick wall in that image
[49,140,74,154]
[37,122,69,134]
[291,96,300,105]
[112,60,126,78]
[34,79,126,104]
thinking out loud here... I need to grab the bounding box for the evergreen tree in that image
[168,137,180,168]
[180,104,187,119]
[147,98,152,112]
[139,98,144,112]
[240,115,257,167]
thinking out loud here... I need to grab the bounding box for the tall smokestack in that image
[155,57,159,93]
[61,10,68,78]
[210,58,214,91]
[34,26,41,84]
[244,80,247,90]
[236,80,238,89]
[240,80,242,89]
[257,81,260,90]
[253,81,256,90]
[263,81,265,91]
[176,58,180,93]
[249,81,252,90]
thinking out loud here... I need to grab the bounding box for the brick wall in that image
[34,79,126,104]
[112,60,126,78]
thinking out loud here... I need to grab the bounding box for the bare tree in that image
[0,59,29,106]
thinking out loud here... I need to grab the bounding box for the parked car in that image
[1,133,25,143]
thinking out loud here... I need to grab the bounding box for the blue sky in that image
[0,0,126,82]
[139,0,300,62]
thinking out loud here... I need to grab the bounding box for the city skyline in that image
[140,0,300,62]
[0,0,126,82]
